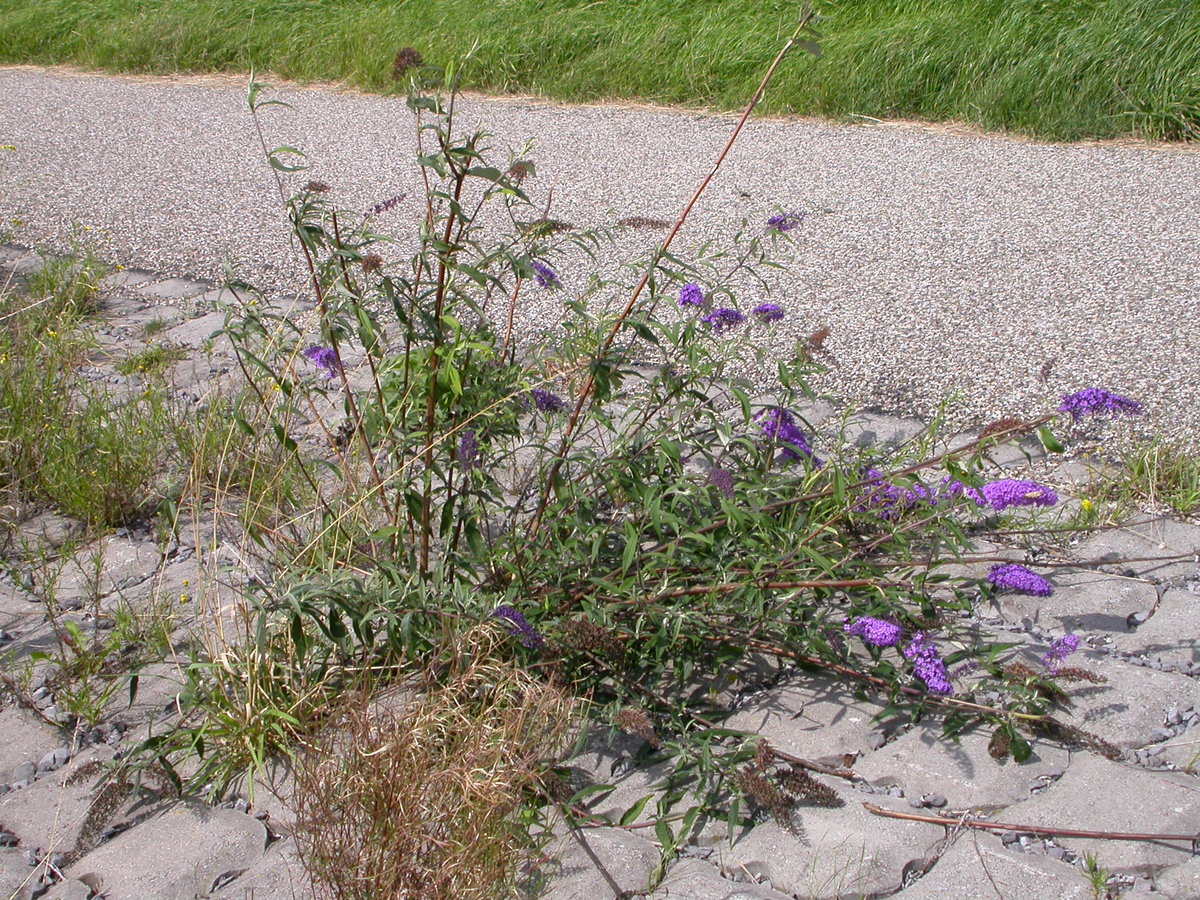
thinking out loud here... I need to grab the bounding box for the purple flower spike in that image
[903,632,953,694]
[493,605,542,649]
[1041,633,1080,671]
[754,407,821,466]
[981,479,1058,511]
[844,616,902,648]
[987,563,1054,597]
[530,260,560,289]
[529,388,567,413]
[766,211,805,233]
[707,468,735,499]
[302,345,341,380]
[457,429,479,470]
[700,307,745,334]
[678,283,705,308]
[751,302,784,324]
[1058,388,1143,420]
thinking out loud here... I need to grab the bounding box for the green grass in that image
[0,0,1197,141]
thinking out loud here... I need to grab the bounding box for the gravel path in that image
[2,65,1198,443]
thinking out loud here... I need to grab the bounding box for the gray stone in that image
[1003,755,1200,871]
[854,727,1071,809]
[64,801,269,900]
[11,763,36,783]
[0,847,36,900]
[35,748,70,775]
[892,832,1092,899]
[12,514,84,554]
[42,879,93,900]
[841,412,927,450]
[208,838,311,899]
[545,826,660,900]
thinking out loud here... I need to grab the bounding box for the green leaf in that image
[127,674,139,708]
[618,794,652,826]
[268,146,308,173]
[1037,426,1065,453]
[1010,734,1033,762]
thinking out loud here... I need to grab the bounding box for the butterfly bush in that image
[529,388,567,413]
[1058,388,1142,420]
[678,283,705,308]
[844,616,902,647]
[302,345,340,380]
[987,563,1054,597]
[700,307,745,333]
[530,260,560,289]
[904,633,953,694]
[493,606,543,649]
[754,407,821,465]
[1041,634,1080,671]
[766,211,805,233]
[981,479,1058,511]
[751,302,784,323]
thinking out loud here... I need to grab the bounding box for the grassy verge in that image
[0,0,1197,141]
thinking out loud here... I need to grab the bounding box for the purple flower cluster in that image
[844,616,902,648]
[493,606,542,649]
[754,407,821,465]
[766,211,805,233]
[700,307,745,334]
[1058,388,1143,420]
[302,345,341,380]
[365,193,406,216]
[1041,633,1080,671]
[903,632,953,694]
[530,260,560,289]
[457,429,479,470]
[981,479,1058,511]
[529,388,567,413]
[987,563,1054,597]
[751,302,784,324]
[678,283,705,307]
[707,467,735,499]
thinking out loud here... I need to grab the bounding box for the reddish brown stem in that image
[527,8,818,537]
[864,802,1200,844]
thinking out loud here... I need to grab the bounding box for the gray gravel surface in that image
[2,66,1198,443]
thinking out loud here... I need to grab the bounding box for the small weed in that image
[1114,438,1200,514]
[114,343,186,377]
[142,317,169,337]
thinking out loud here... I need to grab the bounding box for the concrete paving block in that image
[65,801,269,900]
[208,837,311,899]
[853,726,1071,809]
[138,277,210,302]
[994,569,1158,636]
[1054,659,1200,749]
[1003,755,1200,872]
[840,412,927,450]
[716,794,943,899]
[160,311,230,352]
[0,747,117,853]
[892,831,1093,899]
[1106,587,1200,668]
[51,536,162,607]
[545,826,661,900]
[1073,518,1200,582]
[725,676,891,767]
[651,858,795,900]
[1155,856,1200,900]
[99,268,156,292]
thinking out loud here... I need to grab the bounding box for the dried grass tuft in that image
[293,627,577,900]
